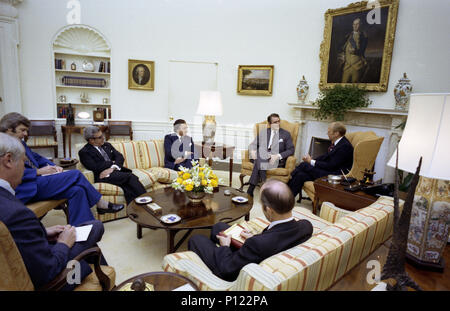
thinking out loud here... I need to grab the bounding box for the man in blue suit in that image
[0,133,107,290]
[164,119,195,171]
[0,113,124,226]
[288,122,354,202]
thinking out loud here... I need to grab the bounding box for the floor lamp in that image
[387,93,450,272]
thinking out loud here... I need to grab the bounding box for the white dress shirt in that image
[94,145,120,171]
[0,178,15,196]
[267,216,294,231]
[268,130,282,160]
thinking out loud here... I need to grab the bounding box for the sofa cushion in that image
[138,140,165,169]
[292,206,332,234]
[93,182,124,196]
[109,141,141,170]
[132,169,158,189]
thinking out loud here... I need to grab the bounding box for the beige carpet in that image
[41,170,313,285]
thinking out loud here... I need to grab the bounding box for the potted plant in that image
[313,85,372,121]
[172,161,220,204]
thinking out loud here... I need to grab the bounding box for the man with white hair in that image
[0,112,124,225]
[0,133,107,290]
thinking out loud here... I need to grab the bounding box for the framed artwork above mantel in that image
[319,0,400,92]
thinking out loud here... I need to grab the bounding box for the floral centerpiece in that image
[172,160,221,203]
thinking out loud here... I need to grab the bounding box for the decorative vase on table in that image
[296,75,309,104]
[171,161,221,205]
[394,73,412,111]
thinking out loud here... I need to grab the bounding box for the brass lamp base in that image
[202,115,216,145]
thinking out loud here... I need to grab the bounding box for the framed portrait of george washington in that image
[237,65,274,96]
[128,59,155,90]
[319,0,399,92]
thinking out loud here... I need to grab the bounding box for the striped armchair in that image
[162,196,397,291]
[75,140,178,222]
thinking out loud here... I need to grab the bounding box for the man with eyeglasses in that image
[246,113,295,197]
[78,126,146,205]
[0,113,124,226]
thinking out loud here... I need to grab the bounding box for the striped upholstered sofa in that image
[162,196,398,290]
[75,140,177,222]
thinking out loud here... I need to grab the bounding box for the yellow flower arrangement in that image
[171,160,221,194]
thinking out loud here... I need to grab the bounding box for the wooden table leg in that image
[68,128,72,158]
[313,196,319,215]
[62,128,67,158]
[137,224,142,239]
[229,157,233,187]
[167,230,176,254]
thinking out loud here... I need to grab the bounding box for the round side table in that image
[113,271,199,291]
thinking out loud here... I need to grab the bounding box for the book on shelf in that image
[98,61,111,73]
[62,76,107,88]
[55,59,66,70]
[218,221,255,249]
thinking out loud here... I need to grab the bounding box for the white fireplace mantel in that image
[288,103,409,182]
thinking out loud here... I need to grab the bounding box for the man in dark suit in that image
[188,179,313,282]
[0,113,124,226]
[247,113,295,197]
[0,132,107,290]
[164,119,195,171]
[288,122,354,202]
[78,126,146,205]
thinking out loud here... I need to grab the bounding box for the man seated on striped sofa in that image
[188,179,313,281]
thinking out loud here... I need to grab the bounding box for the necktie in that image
[328,143,335,153]
[98,146,110,161]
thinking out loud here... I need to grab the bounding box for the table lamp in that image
[196,91,223,145]
[387,93,450,272]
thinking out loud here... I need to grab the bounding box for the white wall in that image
[14,0,450,127]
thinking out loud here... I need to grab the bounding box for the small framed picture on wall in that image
[237,65,274,96]
[128,59,155,90]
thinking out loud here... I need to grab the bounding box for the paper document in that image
[76,224,93,242]
[172,283,196,291]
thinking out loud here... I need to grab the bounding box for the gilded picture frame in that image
[237,65,274,96]
[319,0,399,92]
[128,59,155,91]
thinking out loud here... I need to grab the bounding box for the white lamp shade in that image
[387,93,450,180]
[196,91,223,116]
[77,111,90,119]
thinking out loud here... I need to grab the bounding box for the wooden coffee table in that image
[127,186,253,254]
[113,271,199,291]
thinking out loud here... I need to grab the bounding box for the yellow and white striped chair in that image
[75,140,177,222]
[162,196,398,291]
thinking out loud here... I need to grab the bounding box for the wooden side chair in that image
[239,120,300,190]
[0,221,116,291]
[26,199,69,223]
[26,120,59,159]
[105,121,133,142]
[303,131,384,212]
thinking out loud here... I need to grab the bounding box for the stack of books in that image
[55,59,66,70]
[98,61,111,73]
[62,76,107,88]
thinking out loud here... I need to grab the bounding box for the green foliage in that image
[313,85,372,121]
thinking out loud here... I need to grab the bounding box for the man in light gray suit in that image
[247,113,295,197]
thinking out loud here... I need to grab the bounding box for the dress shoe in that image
[97,202,124,215]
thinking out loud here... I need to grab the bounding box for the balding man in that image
[288,122,353,202]
[188,179,313,282]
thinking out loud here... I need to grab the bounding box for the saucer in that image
[135,196,152,204]
[232,196,248,204]
[160,214,181,224]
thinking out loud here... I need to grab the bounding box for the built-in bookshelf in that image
[52,25,112,121]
